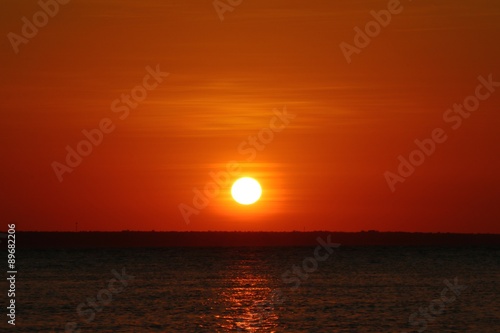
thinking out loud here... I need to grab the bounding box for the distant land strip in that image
[4,231,500,249]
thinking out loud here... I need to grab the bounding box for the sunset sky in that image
[1,0,499,232]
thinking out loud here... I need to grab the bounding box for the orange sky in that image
[1,0,499,232]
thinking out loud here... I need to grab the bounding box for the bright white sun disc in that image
[231,177,262,205]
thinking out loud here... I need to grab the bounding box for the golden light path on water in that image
[200,254,280,332]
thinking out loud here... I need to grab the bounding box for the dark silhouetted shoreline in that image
[9,231,500,249]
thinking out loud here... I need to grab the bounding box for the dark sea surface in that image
[7,246,500,332]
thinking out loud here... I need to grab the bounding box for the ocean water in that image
[6,246,500,332]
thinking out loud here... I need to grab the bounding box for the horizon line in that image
[6,230,500,235]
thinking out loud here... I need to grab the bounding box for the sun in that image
[231,177,262,205]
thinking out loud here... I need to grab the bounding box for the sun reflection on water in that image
[215,257,280,332]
